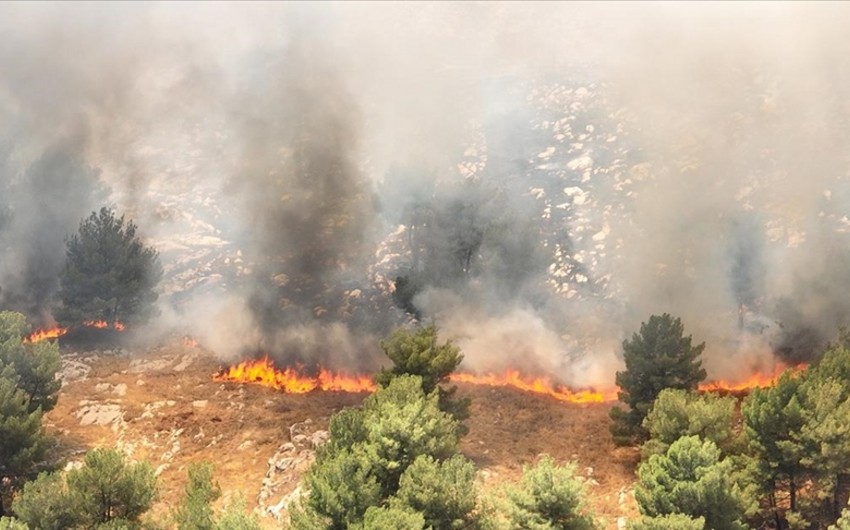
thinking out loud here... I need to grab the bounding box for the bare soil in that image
[44,340,639,528]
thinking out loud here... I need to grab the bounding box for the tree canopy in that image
[57,208,162,327]
[610,314,706,445]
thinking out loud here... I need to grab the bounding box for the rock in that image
[617,517,627,530]
[59,359,92,385]
[237,440,255,451]
[76,403,124,427]
[155,464,169,477]
[192,400,208,408]
[112,383,127,397]
[136,379,146,386]
[173,355,195,372]
[95,383,112,392]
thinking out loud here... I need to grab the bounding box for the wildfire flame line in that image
[213,356,810,403]
[24,320,127,344]
[23,327,69,344]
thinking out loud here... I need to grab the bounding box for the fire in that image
[698,363,807,393]
[83,320,126,331]
[24,326,69,344]
[183,336,199,348]
[213,358,808,403]
[448,370,617,404]
[213,356,377,394]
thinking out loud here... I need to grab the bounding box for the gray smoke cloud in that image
[2,3,850,385]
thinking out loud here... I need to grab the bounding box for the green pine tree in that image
[610,314,706,446]
[635,436,748,530]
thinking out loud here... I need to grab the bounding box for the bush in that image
[213,499,263,530]
[57,208,163,327]
[0,312,60,413]
[0,518,29,530]
[611,314,706,445]
[352,506,425,530]
[502,455,597,530]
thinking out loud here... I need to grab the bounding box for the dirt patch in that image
[44,341,638,528]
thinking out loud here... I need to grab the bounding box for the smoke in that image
[2,3,850,384]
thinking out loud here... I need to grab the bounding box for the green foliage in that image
[376,325,462,394]
[611,314,706,446]
[502,455,597,530]
[352,506,426,530]
[57,207,163,327]
[0,518,29,530]
[628,514,705,530]
[376,325,470,427]
[293,448,381,530]
[292,375,460,529]
[0,377,49,479]
[830,497,850,530]
[361,375,459,496]
[0,311,60,414]
[392,454,479,530]
[66,448,157,527]
[174,462,221,530]
[634,436,748,530]
[641,389,737,458]
[11,471,76,530]
[213,499,263,530]
[742,370,806,512]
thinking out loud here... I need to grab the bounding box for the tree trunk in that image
[790,472,797,512]
[769,480,783,530]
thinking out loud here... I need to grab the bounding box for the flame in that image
[83,320,126,331]
[183,336,199,348]
[213,356,377,394]
[448,370,617,404]
[213,357,808,403]
[24,326,69,344]
[698,363,807,393]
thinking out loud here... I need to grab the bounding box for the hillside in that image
[44,338,639,529]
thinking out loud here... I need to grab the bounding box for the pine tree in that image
[392,454,479,530]
[628,514,705,530]
[641,389,738,458]
[57,208,163,327]
[173,462,221,530]
[635,436,748,530]
[0,311,60,413]
[502,455,598,530]
[610,314,706,445]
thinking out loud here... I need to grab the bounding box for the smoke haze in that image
[1,2,850,385]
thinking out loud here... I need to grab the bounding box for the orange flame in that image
[213,356,377,394]
[24,327,69,344]
[698,363,807,393]
[213,357,808,403]
[448,370,617,404]
[83,320,126,331]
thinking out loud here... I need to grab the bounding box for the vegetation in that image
[610,313,706,445]
[174,462,221,530]
[0,311,60,516]
[499,456,597,530]
[57,207,163,327]
[635,436,749,530]
[376,325,470,428]
[12,448,156,529]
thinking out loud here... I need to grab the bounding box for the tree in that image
[628,514,705,530]
[0,518,29,530]
[173,462,221,530]
[610,314,706,445]
[11,471,77,530]
[291,375,460,529]
[392,454,479,530]
[501,455,597,530]
[352,506,425,530]
[57,208,163,327]
[65,448,157,527]
[641,389,738,458]
[742,371,806,520]
[635,436,748,530]
[0,311,61,413]
[376,325,469,427]
[212,498,263,530]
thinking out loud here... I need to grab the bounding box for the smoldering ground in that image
[2,3,850,384]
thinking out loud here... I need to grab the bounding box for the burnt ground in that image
[43,339,639,528]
